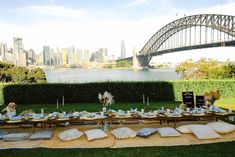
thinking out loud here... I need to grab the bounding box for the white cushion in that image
[137,128,158,137]
[29,131,53,140]
[176,124,201,134]
[58,129,83,141]
[111,127,137,139]
[189,125,220,139]
[3,133,30,141]
[84,129,107,141]
[0,131,8,139]
[206,122,235,134]
[158,127,181,137]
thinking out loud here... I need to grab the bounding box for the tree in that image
[28,68,47,83]
[0,61,47,83]
[175,58,235,79]
[116,60,131,68]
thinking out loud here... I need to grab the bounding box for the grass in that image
[0,98,234,114]
[0,101,182,114]
[215,98,235,110]
[0,141,235,157]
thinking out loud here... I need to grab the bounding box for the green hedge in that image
[0,84,4,105]
[172,80,235,100]
[0,80,235,104]
[1,82,174,104]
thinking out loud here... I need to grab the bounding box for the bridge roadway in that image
[117,40,235,66]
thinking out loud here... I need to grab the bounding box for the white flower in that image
[98,91,114,107]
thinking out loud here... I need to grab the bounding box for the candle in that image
[62,96,64,106]
[141,109,144,114]
[57,99,59,109]
[101,112,104,117]
[41,108,44,115]
[143,94,145,104]
[147,97,149,106]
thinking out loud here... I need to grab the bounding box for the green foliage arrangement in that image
[0,61,47,83]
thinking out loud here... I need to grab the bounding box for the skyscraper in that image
[97,48,107,63]
[121,40,126,59]
[27,49,35,65]
[61,48,68,66]
[13,37,24,65]
[43,46,51,65]
[0,42,7,61]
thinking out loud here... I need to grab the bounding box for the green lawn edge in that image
[0,141,235,157]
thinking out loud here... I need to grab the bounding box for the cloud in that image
[1,1,235,60]
[25,5,87,20]
[126,0,150,7]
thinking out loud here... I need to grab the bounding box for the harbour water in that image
[45,68,181,83]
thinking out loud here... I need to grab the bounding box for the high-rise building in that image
[121,40,126,59]
[67,46,75,65]
[0,42,7,61]
[27,49,35,65]
[5,49,14,64]
[18,51,27,67]
[13,37,24,65]
[97,48,107,63]
[55,47,61,66]
[77,49,83,64]
[83,50,91,63]
[43,46,51,65]
[62,48,68,66]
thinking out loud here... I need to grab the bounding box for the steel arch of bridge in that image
[140,14,235,55]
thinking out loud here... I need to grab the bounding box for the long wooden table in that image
[1,113,234,132]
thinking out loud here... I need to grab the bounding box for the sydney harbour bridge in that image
[117,14,235,67]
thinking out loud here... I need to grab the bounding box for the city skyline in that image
[1,0,235,62]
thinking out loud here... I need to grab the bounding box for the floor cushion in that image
[84,129,108,141]
[111,127,137,139]
[158,127,181,137]
[137,128,158,137]
[29,131,53,140]
[189,125,221,139]
[0,131,8,139]
[58,129,83,141]
[3,133,30,141]
[206,122,235,134]
[176,124,201,134]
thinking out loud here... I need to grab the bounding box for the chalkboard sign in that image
[182,92,194,108]
[196,95,205,108]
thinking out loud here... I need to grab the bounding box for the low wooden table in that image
[1,113,234,132]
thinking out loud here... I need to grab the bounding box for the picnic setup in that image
[0,90,235,149]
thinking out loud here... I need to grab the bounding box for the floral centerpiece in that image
[98,91,114,112]
[2,102,17,117]
[204,89,220,107]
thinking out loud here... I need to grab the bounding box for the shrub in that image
[1,80,235,104]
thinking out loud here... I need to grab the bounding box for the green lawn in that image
[0,141,235,157]
[0,98,234,114]
[0,101,182,114]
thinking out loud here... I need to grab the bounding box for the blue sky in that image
[0,0,235,61]
[0,0,230,22]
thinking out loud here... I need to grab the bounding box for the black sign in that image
[182,92,194,108]
[196,95,205,108]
